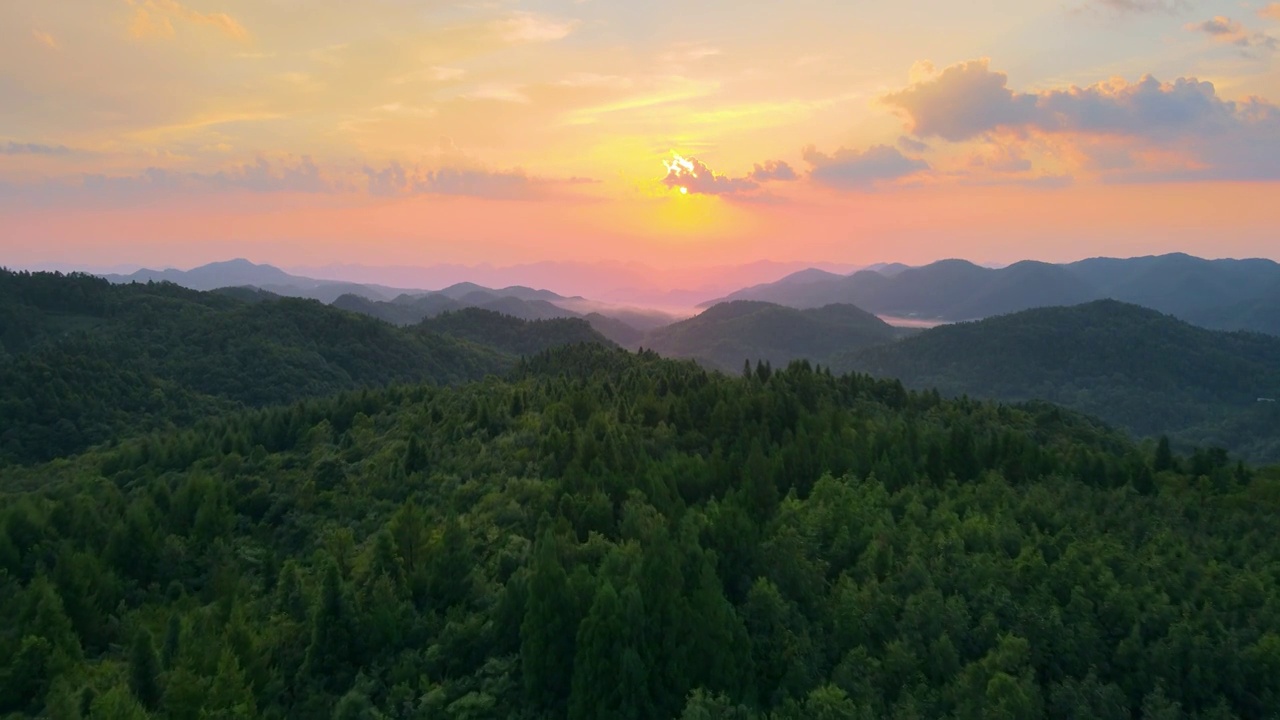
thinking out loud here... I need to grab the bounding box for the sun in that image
[679,186,688,195]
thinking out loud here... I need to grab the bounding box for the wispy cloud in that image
[32,29,58,50]
[1185,16,1278,53]
[1262,3,1280,20]
[1088,0,1188,14]
[492,12,578,43]
[3,141,72,156]
[361,162,576,200]
[460,84,531,104]
[127,0,249,43]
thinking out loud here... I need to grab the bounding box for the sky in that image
[2,0,1279,278]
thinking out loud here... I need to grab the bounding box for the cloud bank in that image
[882,58,1280,181]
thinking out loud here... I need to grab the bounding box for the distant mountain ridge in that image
[101,258,419,304]
[706,253,1280,335]
[99,259,661,333]
[833,299,1280,462]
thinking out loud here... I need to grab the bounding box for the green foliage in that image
[128,629,161,710]
[838,299,1280,462]
[417,307,612,356]
[2,343,1279,719]
[644,301,900,372]
[0,269,612,465]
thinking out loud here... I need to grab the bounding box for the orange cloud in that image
[127,0,249,43]
[491,12,578,43]
[1185,16,1277,52]
[1260,3,1280,20]
[32,29,59,50]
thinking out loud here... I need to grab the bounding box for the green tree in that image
[569,582,626,720]
[202,648,257,720]
[520,528,578,716]
[301,559,358,693]
[129,629,162,710]
[1154,436,1174,473]
[88,685,149,719]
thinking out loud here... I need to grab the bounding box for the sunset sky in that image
[2,0,1279,276]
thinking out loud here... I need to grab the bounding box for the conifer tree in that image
[568,582,625,720]
[520,528,577,716]
[128,629,162,710]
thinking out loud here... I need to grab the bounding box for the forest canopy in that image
[3,342,1278,719]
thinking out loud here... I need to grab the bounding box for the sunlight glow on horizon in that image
[0,0,1277,269]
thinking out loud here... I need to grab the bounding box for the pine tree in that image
[301,559,356,693]
[128,629,162,710]
[202,648,257,719]
[568,582,626,720]
[161,614,182,670]
[520,529,577,716]
[1154,435,1174,473]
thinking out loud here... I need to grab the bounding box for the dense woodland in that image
[836,300,1280,464]
[641,301,902,373]
[3,334,1280,718]
[0,270,606,465]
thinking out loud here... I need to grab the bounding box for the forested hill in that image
[0,270,603,465]
[836,299,1280,462]
[642,300,901,371]
[2,344,1278,718]
[416,307,611,356]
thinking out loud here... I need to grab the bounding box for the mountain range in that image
[708,253,1280,335]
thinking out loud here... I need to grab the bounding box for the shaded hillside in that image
[583,312,645,346]
[3,343,1279,719]
[835,300,1280,461]
[416,307,611,356]
[644,300,900,371]
[709,253,1280,334]
[333,289,575,326]
[0,271,610,464]
[1182,281,1280,336]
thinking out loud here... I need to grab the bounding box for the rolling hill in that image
[0,270,607,464]
[707,253,1280,334]
[416,307,611,356]
[642,300,902,371]
[834,300,1280,461]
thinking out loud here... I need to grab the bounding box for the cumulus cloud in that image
[2,141,71,155]
[885,58,1250,140]
[127,0,249,42]
[1263,3,1280,20]
[882,60,1038,142]
[1185,16,1278,52]
[882,58,1280,181]
[747,160,798,182]
[802,145,929,190]
[661,154,756,195]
